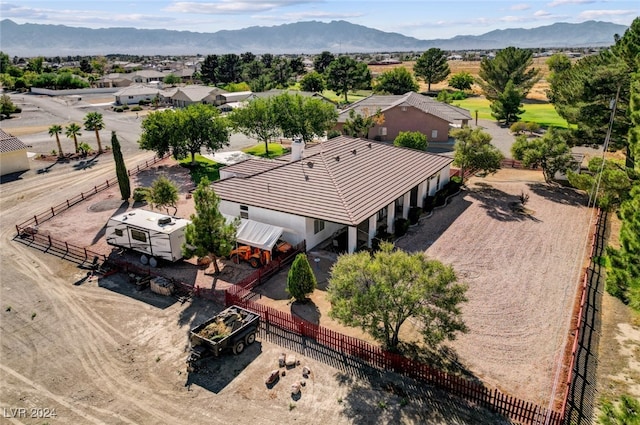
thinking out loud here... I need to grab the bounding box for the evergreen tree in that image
[373,67,419,95]
[286,253,317,302]
[490,80,525,124]
[478,47,540,101]
[111,131,131,201]
[325,56,371,103]
[182,178,238,275]
[413,48,450,92]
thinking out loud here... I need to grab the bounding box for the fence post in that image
[34,215,39,225]
[265,310,269,334]
[84,248,88,260]
[47,235,52,247]
[65,241,69,253]
[51,207,55,216]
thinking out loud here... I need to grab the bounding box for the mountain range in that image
[0,19,629,57]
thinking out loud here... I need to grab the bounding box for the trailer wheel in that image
[149,257,158,268]
[233,340,245,355]
[140,254,149,265]
[245,332,256,345]
[249,257,260,268]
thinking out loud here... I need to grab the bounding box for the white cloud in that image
[164,1,319,15]
[255,11,363,22]
[534,10,552,17]
[547,0,595,8]
[578,9,639,19]
[510,4,531,11]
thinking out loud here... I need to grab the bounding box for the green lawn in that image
[453,97,569,128]
[242,143,287,158]
[178,154,224,184]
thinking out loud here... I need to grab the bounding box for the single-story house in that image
[131,70,166,84]
[335,91,471,143]
[114,85,161,105]
[214,91,253,106]
[95,73,133,88]
[168,86,228,108]
[0,129,30,176]
[213,135,452,253]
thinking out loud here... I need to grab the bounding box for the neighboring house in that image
[131,70,166,84]
[335,91,471,143]
[114,85,161,105]
[95,73,133,88]
[169,68,195,83]
[169,85,228,108]
[213,136,452,253]
[0,129,30,176]
[214,91,253,106]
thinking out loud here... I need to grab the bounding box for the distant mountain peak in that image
[0,19,628,56]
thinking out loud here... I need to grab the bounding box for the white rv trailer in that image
[106,209,191,265]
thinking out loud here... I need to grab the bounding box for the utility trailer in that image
[186,305,260,372]
[105,209,191,267]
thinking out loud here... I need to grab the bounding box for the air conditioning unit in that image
[158,216,172,225]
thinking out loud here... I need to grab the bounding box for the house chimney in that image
[291,137,304,161]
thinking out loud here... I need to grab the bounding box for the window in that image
[240,205,249,219]
[130,229,147,242]
[314,219,325,234]
[115,228,123,237]
[379,127,387,136]
[431,129,438,139]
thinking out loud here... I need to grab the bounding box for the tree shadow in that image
[466,185,542,222]
[291,300,320,325]
[36,161,58,174]
[527,182,587,206]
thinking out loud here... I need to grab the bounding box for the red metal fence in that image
[224,289,563,425]
[234,242,306,290]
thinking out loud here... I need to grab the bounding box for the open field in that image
[452,97,569,128]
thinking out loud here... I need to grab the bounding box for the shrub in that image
[510,122,527,135]
[525,121,541,134]
[131,106,143,111]
[327,129,341,139]
[114,107,124,113]
[394,218,410,237]
[408,206,422,225]
[133,187,149,203]
[122,104,130,110]
[286,253,317,302]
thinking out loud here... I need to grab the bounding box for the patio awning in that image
[225,215,284,251]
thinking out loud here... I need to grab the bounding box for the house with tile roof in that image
[0,129,30,176]
[213,136,452,253]
[168,86,228,108]
[335,91,471,143]
[114,85,162,105]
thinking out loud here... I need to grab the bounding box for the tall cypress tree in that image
[111,131,131,201]
[286,253,317,302]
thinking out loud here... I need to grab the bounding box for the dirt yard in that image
[27,156,595,412]
[1,155,512,425]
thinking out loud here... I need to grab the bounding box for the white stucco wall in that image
[441,164,451,186]
[0,150,30,176]
[219,200,345,251]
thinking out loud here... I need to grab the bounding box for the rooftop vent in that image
[307,162,314,168]
[335,156,340,161]
[352,149,357,155]
[367,143,372,148]
[158,216,172,225]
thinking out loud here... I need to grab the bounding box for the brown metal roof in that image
[338,91,471,123]
[213,136,452,226]
[0,129,27,153]
[220,158,286,178]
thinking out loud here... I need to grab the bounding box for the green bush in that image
[133,187,149,203]
[122,104,130,110]
[394,218,410,237]
[131,106,143,111]
[114,107,124,112]
[327,129,341,139]
[408,207,422,225]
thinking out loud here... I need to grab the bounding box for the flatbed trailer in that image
[186,305,259,371]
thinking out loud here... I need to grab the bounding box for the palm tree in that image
[83,111,105,153]
[65,123,82,153]
[48,124,63,158]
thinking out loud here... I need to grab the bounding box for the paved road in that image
[1,92,258,157]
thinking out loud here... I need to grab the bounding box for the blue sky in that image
[2,1,638,39]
